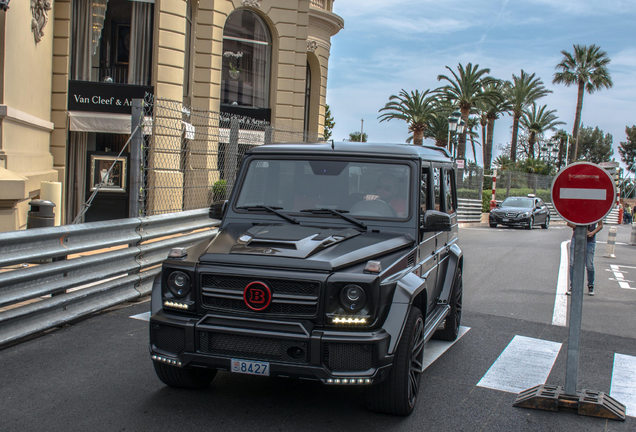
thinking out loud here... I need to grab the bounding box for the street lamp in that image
[447,110,461,153]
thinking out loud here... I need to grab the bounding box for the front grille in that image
[198,331,308,363]
[200,274,320,317]
[151,323,185,354]
[324,343,373,371]
[505,212,518,217]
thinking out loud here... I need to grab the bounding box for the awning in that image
[68,111,152,135]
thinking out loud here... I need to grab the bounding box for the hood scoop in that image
[230,224,361,258]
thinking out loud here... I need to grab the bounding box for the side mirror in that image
[209,200,228,220]
[421,209,452,232]
[496,202,501,208]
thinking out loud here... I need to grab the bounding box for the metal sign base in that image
[513,384,626,421]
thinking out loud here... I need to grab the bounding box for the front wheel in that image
[153,361,217,389]
[366,306,424,416]
[489,223,497,228]
[526,217,534,230]
[542,216,550,229]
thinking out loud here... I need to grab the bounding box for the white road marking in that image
[559,188,606,200]
[477,335,562,393]
[610,353,636,417]
[609,264,635,290]
[552,240,570,326]
[422,326,471,370]
[130,311,151,321]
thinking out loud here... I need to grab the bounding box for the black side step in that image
[423,304,450,344]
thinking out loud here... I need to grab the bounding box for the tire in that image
[153,361,217,389]
[434,269,463,341]
[542,216,550,229]
[526,217,533,230]
[489,223,497,228]
[366,306,424,416]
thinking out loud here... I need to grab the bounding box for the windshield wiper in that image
[300,208,367,230]
[237,205,300,224]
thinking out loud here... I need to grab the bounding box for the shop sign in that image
[68,80,153,114]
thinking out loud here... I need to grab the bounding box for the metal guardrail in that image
[457,198,483,223]
[0,209,219,348]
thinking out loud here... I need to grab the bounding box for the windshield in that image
[501,197,533,208]
[235,158,411,219]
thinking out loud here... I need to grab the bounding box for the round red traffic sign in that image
[551,162,616,225]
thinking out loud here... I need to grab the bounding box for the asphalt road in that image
[1,223,635,431]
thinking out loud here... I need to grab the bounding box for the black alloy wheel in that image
[489,223,497,228]
[366,307,425,416]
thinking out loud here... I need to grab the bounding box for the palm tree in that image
[550,129,570,169]
[437,63,496,159]
[378,89,436,145]
[465,116,481,163]
[520,103,565,159]
[504,70,551,163]
[477,80,509,171]
[553,44,613,162]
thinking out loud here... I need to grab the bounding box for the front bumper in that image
[489,213,531,226]
[150,310,393,383]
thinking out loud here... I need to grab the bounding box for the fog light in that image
[324,376,373,385]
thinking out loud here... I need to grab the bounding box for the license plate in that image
[502,218,509,222]
[231,358,270,376]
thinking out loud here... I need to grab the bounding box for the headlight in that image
[167,271,191,297]
[521,212,530,217]
[339,284,367,312]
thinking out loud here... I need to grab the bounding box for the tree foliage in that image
[323,104,335,141]
[553,44,613,161]
[378,89,436,145]
[348,131,368,142]
[618,126,636,174]
[576,126,613,163]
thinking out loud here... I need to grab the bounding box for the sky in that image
[326,0,636,175]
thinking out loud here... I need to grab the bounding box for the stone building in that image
[0,0,343,230]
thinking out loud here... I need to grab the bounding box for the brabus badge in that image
[243,281,272,311]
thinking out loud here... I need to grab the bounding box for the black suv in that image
[489,195,550,229]
[149,142,464,416]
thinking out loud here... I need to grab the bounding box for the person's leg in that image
[567,238,574,294]
[586,241,596,295]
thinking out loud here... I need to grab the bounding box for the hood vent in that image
[407,252,416,267]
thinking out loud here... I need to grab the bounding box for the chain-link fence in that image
[140,96,318,216]
[456,165,484,200]
[481,170,555,204]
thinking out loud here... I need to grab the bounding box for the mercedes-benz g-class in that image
[150,142,463,416]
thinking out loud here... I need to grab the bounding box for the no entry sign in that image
[551,162,616,225]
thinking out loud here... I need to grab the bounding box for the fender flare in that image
[438,243,463,304]
[150,275,162,315]
[383,272,427,354]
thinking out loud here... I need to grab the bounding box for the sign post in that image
[513,162,625,421]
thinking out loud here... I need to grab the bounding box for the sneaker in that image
[588,285,595,296]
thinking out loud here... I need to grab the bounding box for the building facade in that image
[0,0,343,230]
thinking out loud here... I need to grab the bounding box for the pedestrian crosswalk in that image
[131,311,635,417]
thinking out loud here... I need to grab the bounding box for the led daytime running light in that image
[331,316,367,324]
[151,354,183,367]
[326,377,372,385]
[164,300,190,310]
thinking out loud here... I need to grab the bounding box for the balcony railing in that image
[310,0,333,12]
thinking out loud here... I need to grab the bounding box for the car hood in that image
[198,223,414,272]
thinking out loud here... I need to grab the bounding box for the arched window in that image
[221,9,271,113]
